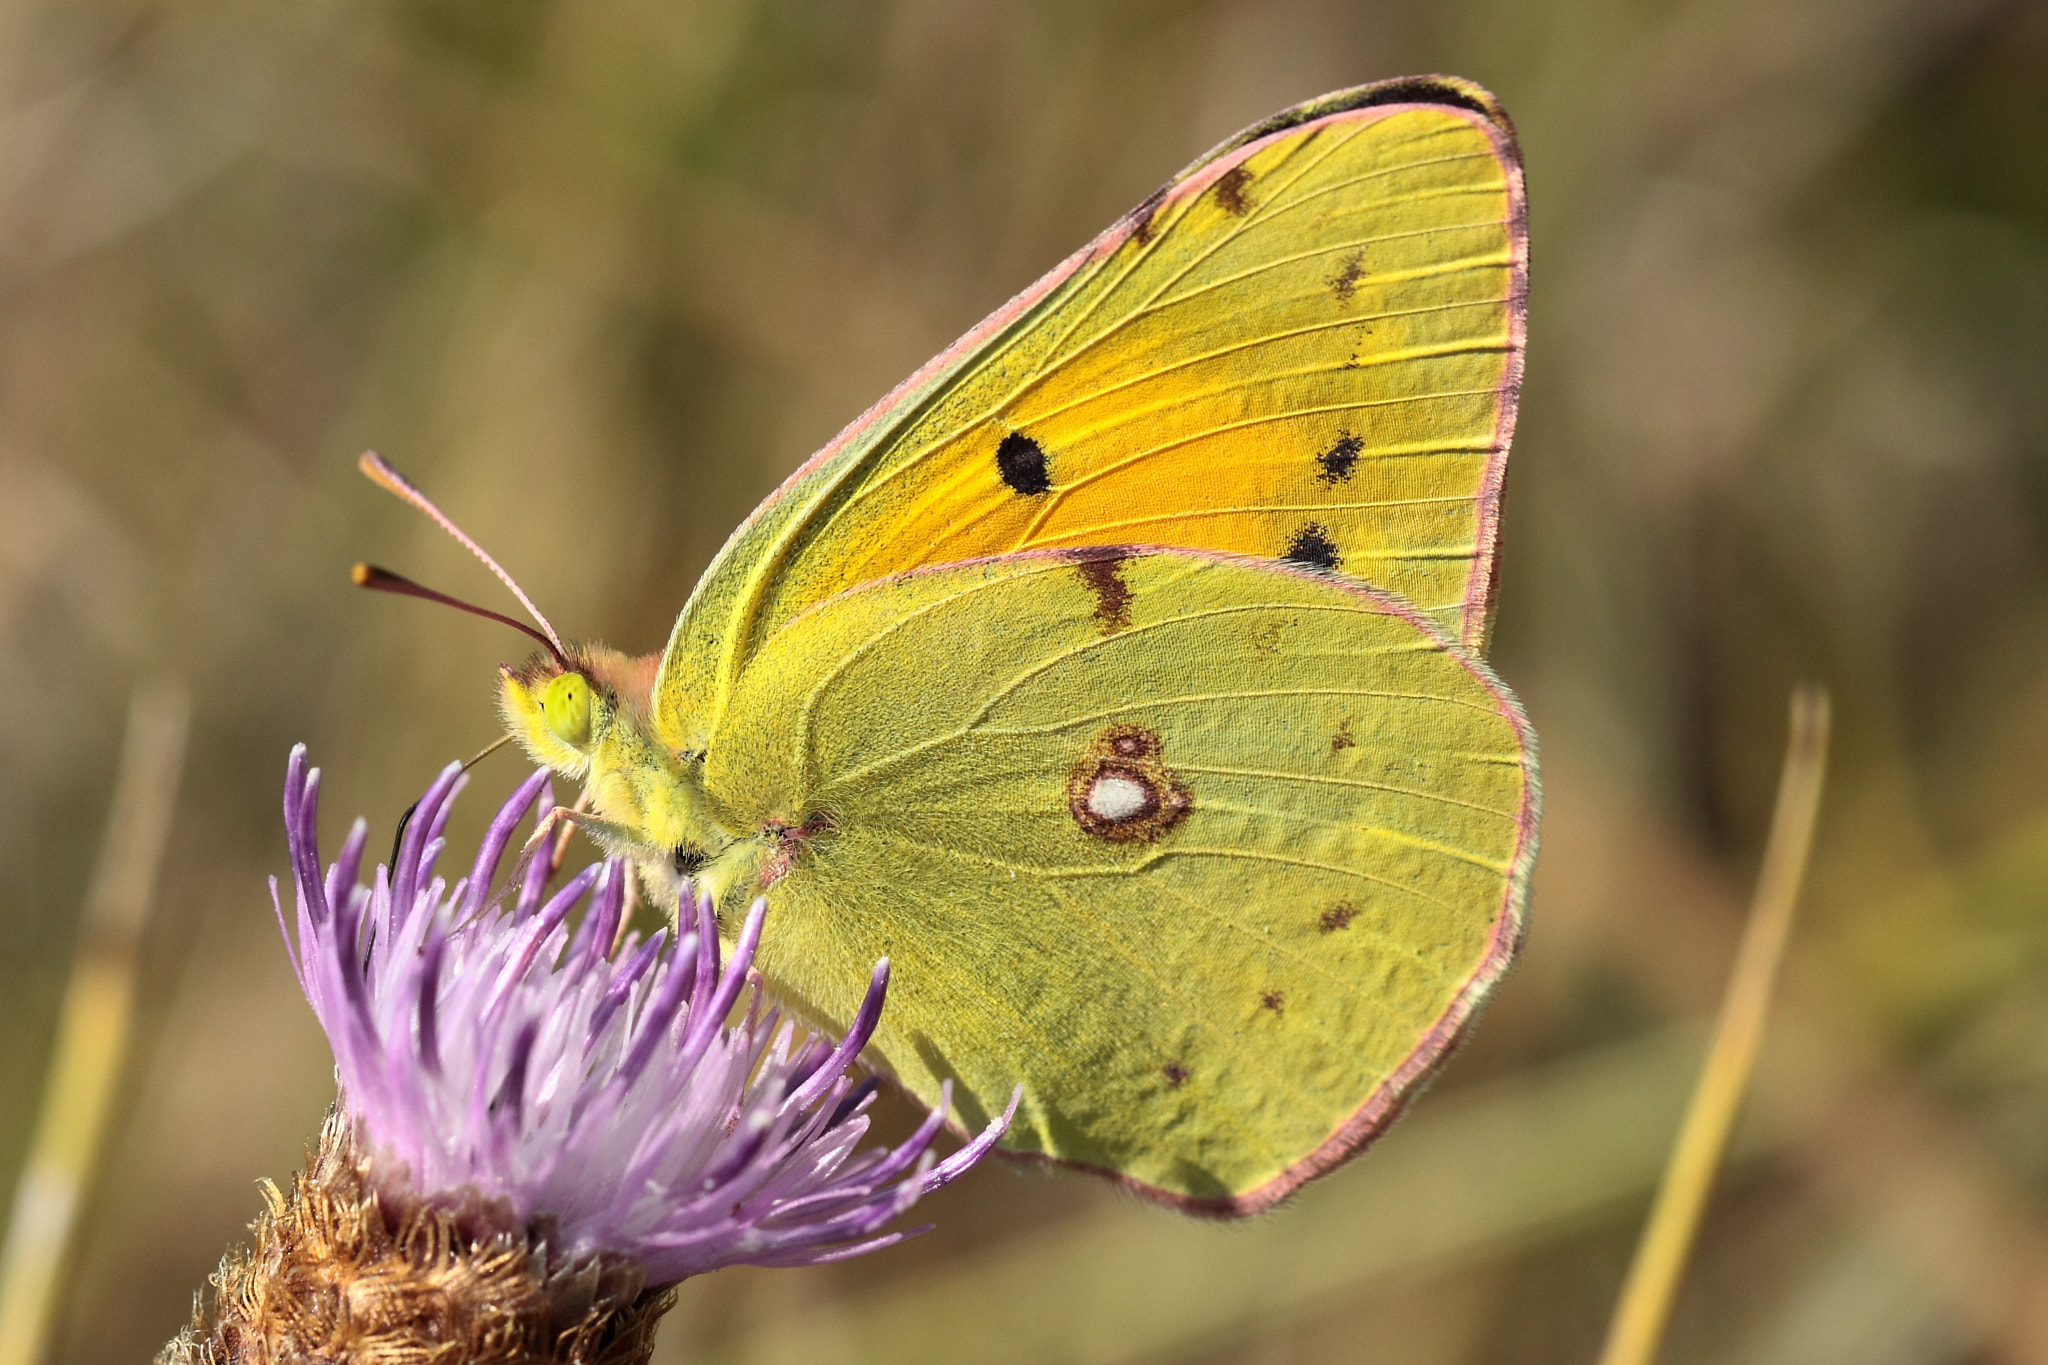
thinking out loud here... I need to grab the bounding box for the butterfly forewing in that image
[656,79,1525,755]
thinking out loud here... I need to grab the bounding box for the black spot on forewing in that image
[1162,1063,1189,1088]
[1319,902,1357,934]
[996,432,1051,495]
[1316,433,1363,484]
[1261,991,1284,1015]
[1331,719,1355,752]
[1213,166,1254,216]
[1329,252,1366,303]
[1283,523,1341,571]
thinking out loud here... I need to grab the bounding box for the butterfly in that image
[364,74,1536,1216]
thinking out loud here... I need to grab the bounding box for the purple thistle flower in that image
[273,744,1015,1282]
[162,748,1020,1365]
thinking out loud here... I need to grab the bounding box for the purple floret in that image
[274,745,1016,1284]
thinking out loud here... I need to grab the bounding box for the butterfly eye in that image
[541,672,593,748]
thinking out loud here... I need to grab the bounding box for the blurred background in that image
[3,0,2047,1361]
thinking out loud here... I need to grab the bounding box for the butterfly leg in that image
[521,803,665,866]
[547,785,593,878]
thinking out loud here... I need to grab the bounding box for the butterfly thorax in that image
[498,644,773,912]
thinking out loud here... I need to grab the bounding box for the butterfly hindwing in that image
[657,77,1526,755]
[704,548,1537,1212]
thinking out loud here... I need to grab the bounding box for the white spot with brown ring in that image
[1067,724,1191,843]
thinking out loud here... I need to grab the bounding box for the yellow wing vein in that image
[1174,762,1519,818]
[1001,297,1511,438]
[693,211,1136,730]
[973,147,1510,475]
[1060,382,1505,476]
[824,141,1511,547]
[884,118,1367,495]
[857,292,1509,566]
[1050,844,1468,916]
[1133,215,1516,320]
[872,834,1464,976]
[1189,799,1512,874]
[975,683,1485,739]
[1003,387,1508,544]
[1122,124,1437,320]
[1182,168,1507,257]
[1035,880,1322,1121]
[821,595,1502,792]
[1148,876,1443,990]
[821,124,1368,528]
[780,565,1069,789]
[1035,115,1368,363]
[981,258,1509,477]
[841,291,1509,565]
[1127,149,1506,330]
[1025,493,1477,543]
[849,840,1324,1128]
[964,605,1507,727]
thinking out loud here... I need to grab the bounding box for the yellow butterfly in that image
[367,75,1536,1216]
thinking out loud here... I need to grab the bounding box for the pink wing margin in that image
[690,75,1528,658]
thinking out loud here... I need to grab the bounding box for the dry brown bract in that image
[157,1110,673,1365]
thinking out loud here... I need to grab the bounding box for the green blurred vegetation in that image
[3,0,2048,1361]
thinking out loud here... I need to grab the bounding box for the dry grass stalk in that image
[1597,686,1831,1365]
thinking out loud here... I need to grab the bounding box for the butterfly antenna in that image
[352,563,570,670]
[357,451,567,657]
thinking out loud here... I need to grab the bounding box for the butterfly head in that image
[499,644,747,902]
[351,453,739,892]
[495,645,657,778]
